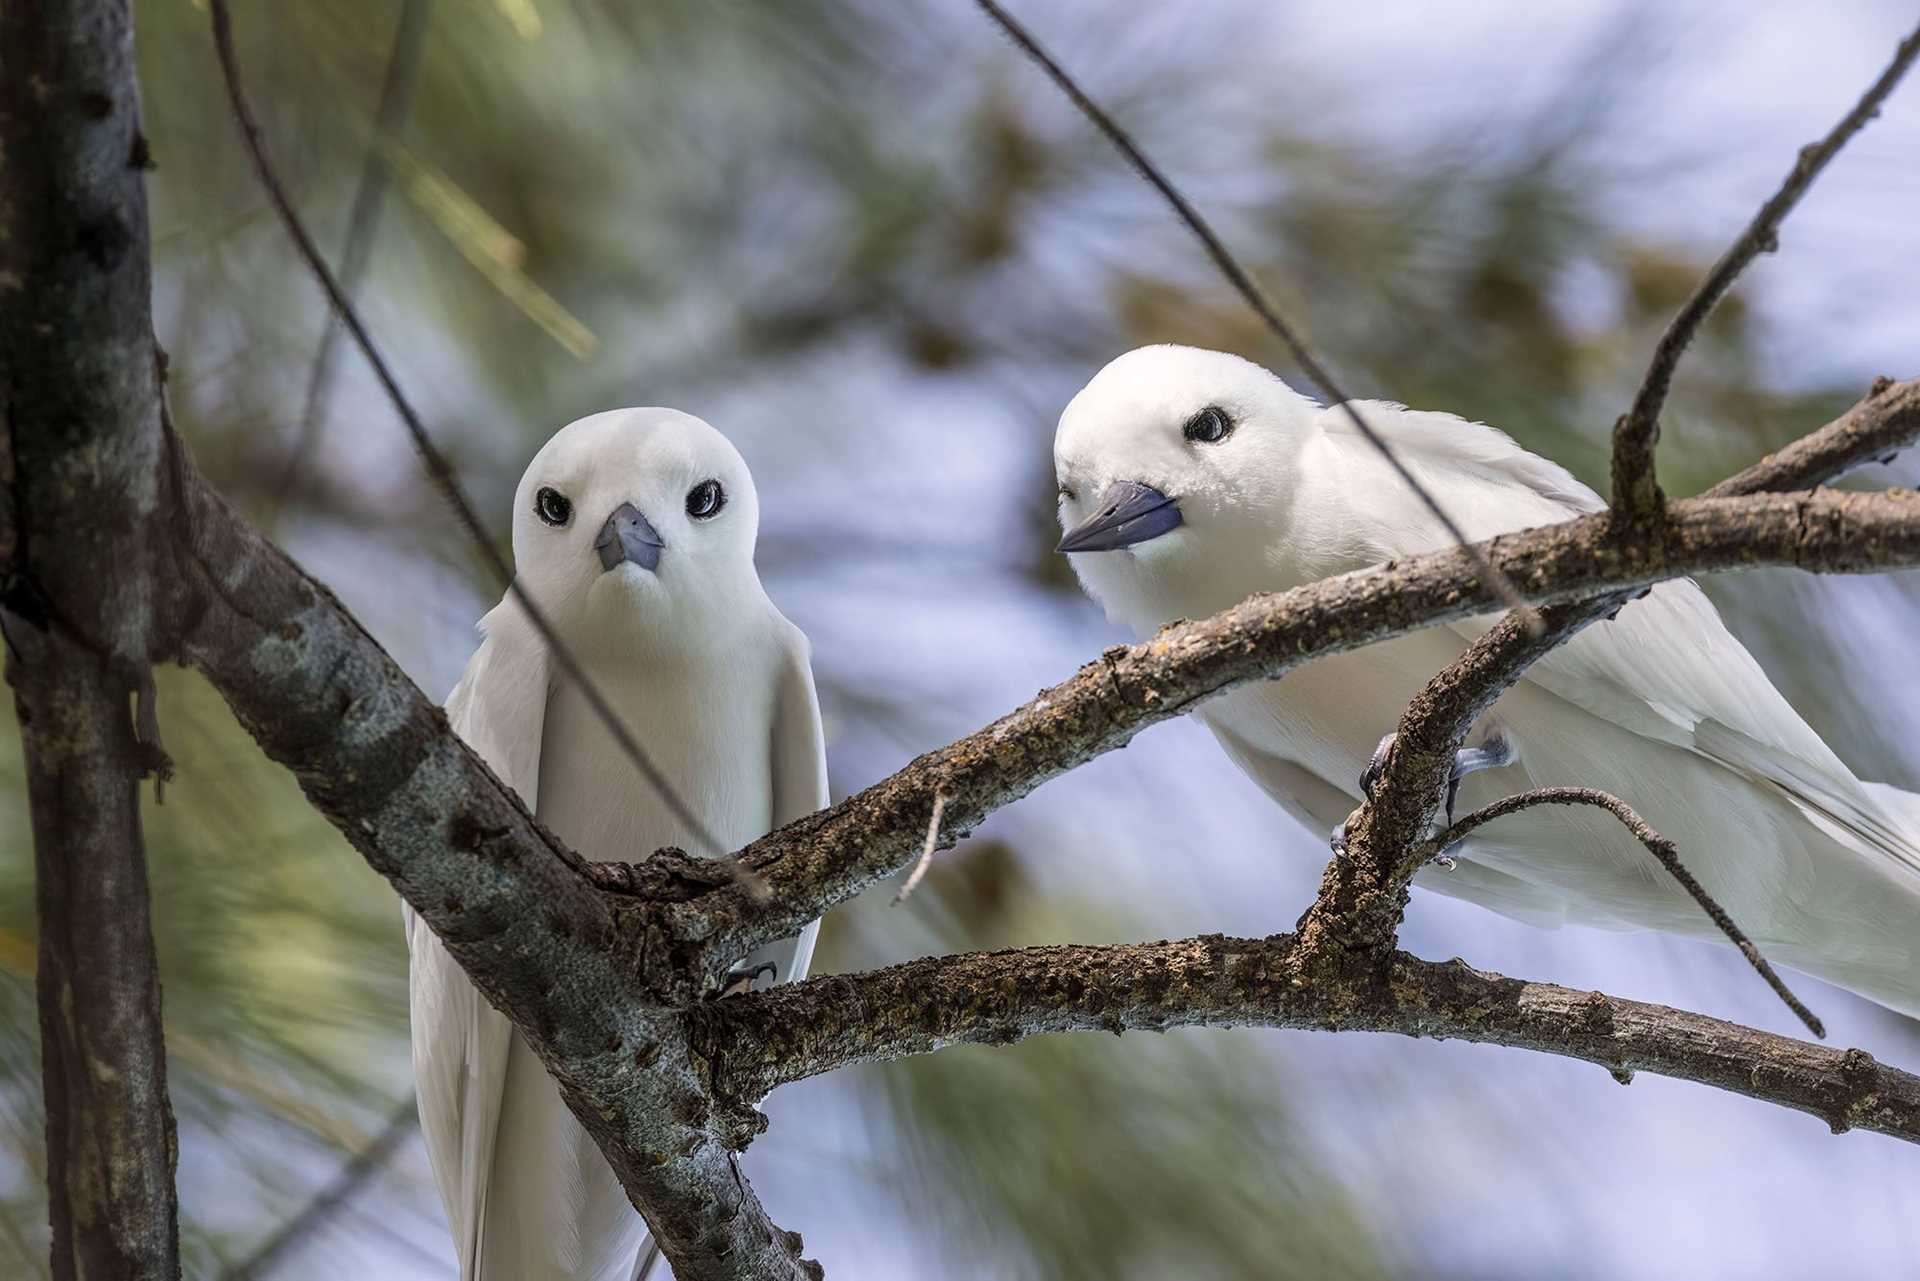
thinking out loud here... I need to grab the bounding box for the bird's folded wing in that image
[408,598,550,1275]
[1336,401,1920,878]
[758,623,830,984]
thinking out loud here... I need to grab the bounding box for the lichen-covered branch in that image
[1609,22,1920,518]
[694,936,1920,1144]
[1,1,181,1276]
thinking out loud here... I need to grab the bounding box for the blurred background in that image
[5,0,1920,1276]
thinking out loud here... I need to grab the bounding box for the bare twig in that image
[973,0,1537,625]
[892,789,949,904]
[273,0,434,509]
[206,0,752,883]
[223,1097,418,1281]
[1611,21,1920,518]
[1433,787,1824,1037]
[1705,375,1920,498]
[694,936,1917,1143]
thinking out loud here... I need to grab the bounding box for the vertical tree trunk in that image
[11,653,180,1281]
[1,1,182,1277]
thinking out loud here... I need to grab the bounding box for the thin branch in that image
[274,0,434,509]
[693,936,1920,1144]
[205,0,752,882]
[1433,788,1823,1037]
[1611,20,1920,518]
[1705,375,1920,498]
[892,789,948,904]
[973,0,1536,624]
[222,1096,418,1281]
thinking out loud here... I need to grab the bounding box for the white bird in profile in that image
[1055,344,1920,1017]
[405,408,827,1280]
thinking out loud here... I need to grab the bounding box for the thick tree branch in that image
[694,937,1920,1144]
[1610,21,1920,518]
[10,653,181,1281]
[2,2,182,1276]
[167,464,817,1281]
[682,479,1920,968]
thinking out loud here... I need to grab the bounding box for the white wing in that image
[406,598,549,1279]
[1329,400,1920,884]
[730,624,830,990]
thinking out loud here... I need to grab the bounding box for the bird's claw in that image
[1332,730,1515,865]
[716,961,777,998]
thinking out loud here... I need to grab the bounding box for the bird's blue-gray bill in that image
[595,501,665,571]
[1057,480,1183,553]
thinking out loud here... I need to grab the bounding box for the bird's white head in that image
[1053,344,1318,633]
[509,408,765,658]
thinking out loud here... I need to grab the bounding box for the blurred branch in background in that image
[222,1096,418,1281]
[276,0,435,507]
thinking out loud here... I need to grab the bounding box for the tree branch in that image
[1,2,182,1276]
[165,461,818,1281]
[1610,21,1920,519]
[679,478,1920,968]
[693,936,1920,1144]
[1431,788,1823,1037]
[1704,375,1920,498]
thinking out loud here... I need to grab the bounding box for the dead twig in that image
[1611,21,1920,518]
[1433,786,1825,1038]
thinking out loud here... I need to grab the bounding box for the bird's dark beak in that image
[1056,480,1183,554]
[595,502,665,572]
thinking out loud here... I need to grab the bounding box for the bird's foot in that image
[1433,730,1515,865]
[1331,730,1516,865]
[715,961,777,998]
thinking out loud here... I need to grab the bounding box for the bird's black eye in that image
[1182,405,1234,444]
[534,486,572,527]
[1057,482,1077,503]
[686,479,726,520]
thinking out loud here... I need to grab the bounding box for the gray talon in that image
[1358,733,1397,796]
[718,961,777,997]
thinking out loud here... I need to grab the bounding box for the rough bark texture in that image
[1704,375,1920,498]
[1,1,182,1276]
[678,484,1920,969]
[693,937,1920,1144]
[11,652,180,1281]
[169,470,817,1280]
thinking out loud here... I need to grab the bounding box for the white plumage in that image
[1055,344,1920,1017]
[405,408,827,1280]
